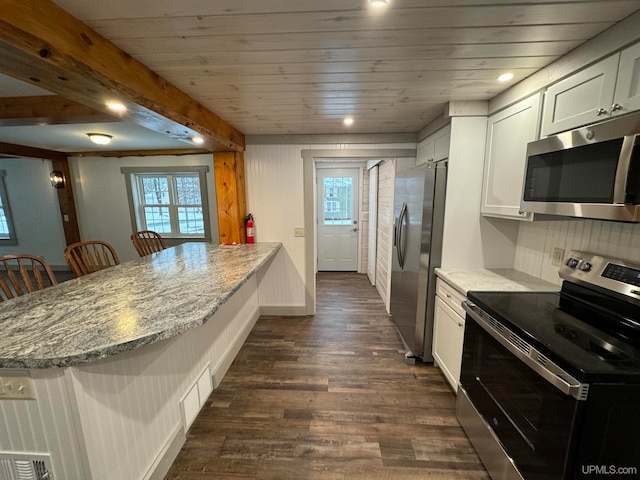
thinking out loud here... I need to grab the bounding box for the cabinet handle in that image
[457,322,464,328]
[595,107,607,116]
[446,294,452,299]
[611,103,623,112]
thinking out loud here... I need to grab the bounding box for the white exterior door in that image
[317,168,360,271]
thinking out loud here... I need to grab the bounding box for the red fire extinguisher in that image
[245,213,255,244]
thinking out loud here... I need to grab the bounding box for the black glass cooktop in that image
[466,286,640,383]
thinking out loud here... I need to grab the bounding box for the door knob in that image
[352,227,359,232]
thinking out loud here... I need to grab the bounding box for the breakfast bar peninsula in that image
[0,242,282,480]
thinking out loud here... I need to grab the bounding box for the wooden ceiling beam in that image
[0,141,67,162]
[68,148,211,158]
[0,95,115,126]
[0,0,244,152]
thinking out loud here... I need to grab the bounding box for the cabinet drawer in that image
[436,278,466,318]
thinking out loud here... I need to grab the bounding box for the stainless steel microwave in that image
[521,112,640,222]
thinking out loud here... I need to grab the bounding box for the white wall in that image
[441,116,520,269]
[0,158,67,267]
[69,154,219,263]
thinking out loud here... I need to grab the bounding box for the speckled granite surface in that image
[0,242,281,369]
[435,268,560,296]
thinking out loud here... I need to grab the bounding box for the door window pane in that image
[323,177,352,225]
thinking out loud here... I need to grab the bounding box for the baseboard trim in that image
[145,424,185,480]
[259,305,308,316]
[210,305,261,388]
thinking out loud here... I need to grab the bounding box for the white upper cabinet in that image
[541,54,620,137]
[541,41,640,136]
[481,93,542,220]
[417,125,451,165]
[612,42,640,116]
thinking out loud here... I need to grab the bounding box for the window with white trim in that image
[0,170,17,245]
[122,166,211,240]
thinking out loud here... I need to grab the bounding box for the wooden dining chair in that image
[64,240,120,277]
[0,254,58,302]
[131,230,167,257]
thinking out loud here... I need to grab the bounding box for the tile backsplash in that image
[515,219,640,285]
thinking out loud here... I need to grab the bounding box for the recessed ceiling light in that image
[87,133,113,145]
[369,0,389,6]
[106,102,127,112]
[498,73,514,82]
[344,117,354,126]
[191,136,205,145]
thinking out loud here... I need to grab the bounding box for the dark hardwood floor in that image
[164,272,489,479]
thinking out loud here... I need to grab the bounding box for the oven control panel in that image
[560,250,640,300]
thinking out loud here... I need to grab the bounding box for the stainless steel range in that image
[458,251,640,480]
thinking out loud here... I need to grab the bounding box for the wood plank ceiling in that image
[48,0,640,135]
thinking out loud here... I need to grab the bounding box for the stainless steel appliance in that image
[521,111,640,222]
[458,251,640,480]
[390,160,447,362]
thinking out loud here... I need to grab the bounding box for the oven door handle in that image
[463,302,589,401]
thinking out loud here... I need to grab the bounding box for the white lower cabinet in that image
[433,279,466,393]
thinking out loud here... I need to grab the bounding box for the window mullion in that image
[168,175,179,236]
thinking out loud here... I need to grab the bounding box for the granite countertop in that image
[435,268,560,296]
[0,242,281,369]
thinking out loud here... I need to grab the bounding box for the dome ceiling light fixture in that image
[343,117,354,126]
[87,133,113,145]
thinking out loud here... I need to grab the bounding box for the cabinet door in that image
[416,138,434,166]
[541,54,620,137]
[433,296,465,393]
[613,42,640,116]
[481,93,541,220]
[433,125,451,161]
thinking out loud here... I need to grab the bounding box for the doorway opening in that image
[302,148,417,315]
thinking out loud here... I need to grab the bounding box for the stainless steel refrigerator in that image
[390,160,447,362]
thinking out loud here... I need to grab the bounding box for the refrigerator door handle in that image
[397,202,407,269]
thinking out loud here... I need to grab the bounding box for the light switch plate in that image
[294,227,304,237]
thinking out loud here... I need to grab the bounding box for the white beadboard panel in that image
[360,168,370,274]
[515,219,640,285]
[256,247,305,313]
[376,160,395,313]
[0,276,260,480]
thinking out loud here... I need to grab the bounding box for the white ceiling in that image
[1,0,640,150]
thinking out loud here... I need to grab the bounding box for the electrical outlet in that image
[552,247,565,267]
[0,371,35,400]
[293,227,304,237]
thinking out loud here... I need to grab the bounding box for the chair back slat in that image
[64,240,120,277]
[0,254,58,302]
[131,230,167,257]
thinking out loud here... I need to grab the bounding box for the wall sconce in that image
[50,171,65,189]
